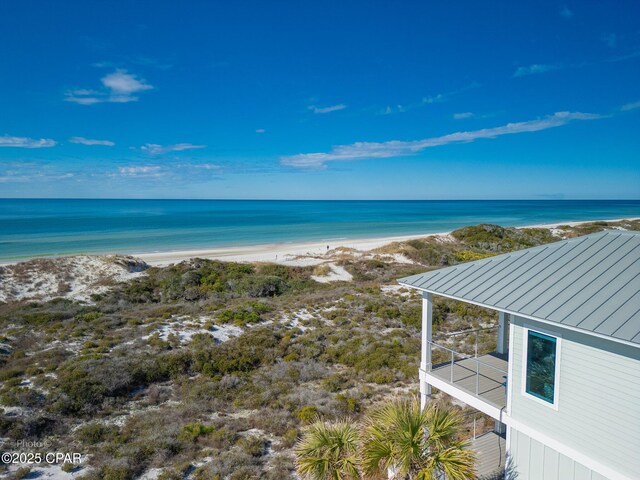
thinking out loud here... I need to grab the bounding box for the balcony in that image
[421,326,508,420]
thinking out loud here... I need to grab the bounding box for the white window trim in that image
[521,325,561,410]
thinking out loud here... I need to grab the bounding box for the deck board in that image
[431,353,508,408]
[472,431,506,479]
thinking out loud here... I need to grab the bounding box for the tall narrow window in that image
[525,330,557,404]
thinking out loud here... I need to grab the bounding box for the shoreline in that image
[134,217,639,266]
[1,217,638,267]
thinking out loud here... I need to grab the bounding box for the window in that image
[525,330,557,404]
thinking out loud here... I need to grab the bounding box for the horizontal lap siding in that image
[510,318,640,479]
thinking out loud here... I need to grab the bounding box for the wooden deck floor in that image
[431,353,508,408]
[472,431,506,479]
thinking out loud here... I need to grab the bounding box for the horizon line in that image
[0,197,639,202]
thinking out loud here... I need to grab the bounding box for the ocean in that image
[1,199,639,261]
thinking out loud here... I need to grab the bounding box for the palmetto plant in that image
[295,419,361,480]
[295,398,477,480]
[360,398,476,479]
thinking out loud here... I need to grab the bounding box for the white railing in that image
[428,339,507,402]
[437,325,499,358]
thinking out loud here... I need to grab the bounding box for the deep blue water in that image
[1,199,639,261]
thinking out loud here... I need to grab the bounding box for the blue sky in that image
[1,1,639,199]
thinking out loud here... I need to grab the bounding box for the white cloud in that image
[69,136,115,146]
[140,143,206,155]
[117,166,163,177]
[0,136,57,148]
[65,69,153,105]
[453,112,474,120]
[379,83,480,116]
[621,101,640,111]
[559,5,573,18]
[0,172,74,183]
[308,104,347,114]
[255,129,266,133]
[422,94,446,104]
[192,163,220,169]
[178,163,221,170]
[101,69,153,94]
[280,111,603,169]
[381,105,406,115]
[114,162,222,180]
[513,64,560,77]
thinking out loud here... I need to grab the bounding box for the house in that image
[398,230,640,480]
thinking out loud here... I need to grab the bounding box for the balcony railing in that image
[437,325,500,357]
[428,333,508,409]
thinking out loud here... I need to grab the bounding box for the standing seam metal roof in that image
[398,230,640,346]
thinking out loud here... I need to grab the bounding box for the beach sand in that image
[136,217,638,267]
[2,217,637,303]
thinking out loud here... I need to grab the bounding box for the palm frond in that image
[424,404,464,451]
[423,442,477,480]
[295,418,361,480]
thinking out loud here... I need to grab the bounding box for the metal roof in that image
[399,230,640,346]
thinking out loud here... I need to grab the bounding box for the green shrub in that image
[237,436,266,457]
[321,373,350,392]
[12,467,31,480]
[218,308,261,326]
[296,405,319,423]
[100,464,131,480]
[452,224,556,252]
[454,250,496,262]
[335,393,361,413]
[280,428,299,448]
[76,422,118,444]
[178,422,215,443]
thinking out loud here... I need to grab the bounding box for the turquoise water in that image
[1,199,639,261]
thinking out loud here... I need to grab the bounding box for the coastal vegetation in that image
[295,398,476,479]
[0,220,637,479]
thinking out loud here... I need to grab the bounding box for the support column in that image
[420,291,433,410]
[497,311,509,355]
[496,311,509,434]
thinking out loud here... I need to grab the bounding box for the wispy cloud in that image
[380,83,481,115]
[256,129,266,133]
[65,69,153,105]
[128,56,174,70]
[453,112,474,120]
[308,104,347,114]
[281,111,603,169]
[559,5,573,19]
[0,172,74,183]
[513,64,561,77]
[381,105,406,115]
[117,166,163,177]
[621,101,640,111]
[113,162,222,182]
[69,136,115,146]
[139,143,207,155]
[514,47,640,78]
[0,136,57,148]
[0,162,74,183]
[178,163,221,170]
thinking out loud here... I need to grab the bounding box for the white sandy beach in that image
[0,216,637,304]
[136,217,639,267]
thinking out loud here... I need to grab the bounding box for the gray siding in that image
[510,429,614,480]
[509,316,640,479]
